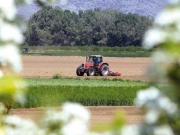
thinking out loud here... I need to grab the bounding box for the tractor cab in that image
[86,55,103,64]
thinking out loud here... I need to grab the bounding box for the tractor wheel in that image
[87,67,95,76]
[100,64,109,76]
[76,67,84,76]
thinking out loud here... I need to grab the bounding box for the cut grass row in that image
[27,51,151,57]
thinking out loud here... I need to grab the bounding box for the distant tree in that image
[25,6,153,46]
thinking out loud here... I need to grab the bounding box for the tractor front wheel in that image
[76,67,84,76]
[87,67,95,76]
[100,64,109,76]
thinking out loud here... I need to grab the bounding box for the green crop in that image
[9,78,169,108]
[10,78,150,108]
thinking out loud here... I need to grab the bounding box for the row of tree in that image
[25,6,153,46]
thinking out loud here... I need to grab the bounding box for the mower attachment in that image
[108,71,121,76]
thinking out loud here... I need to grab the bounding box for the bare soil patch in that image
[20,56,152,81]
[10,106,143,126]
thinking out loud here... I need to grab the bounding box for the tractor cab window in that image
[98,57,102,63]
[87,56,94,62]
[87,56,103,63]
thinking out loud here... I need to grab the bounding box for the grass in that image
[23,51,151,57]
[27,51,151,57]
[11,78,150,108]
[25,85,145,107]
[26,78,148,87]
[21,45,152,57]
[52,73,62,79]
[6,77,168,108]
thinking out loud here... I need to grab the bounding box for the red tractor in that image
[76,55,109,76]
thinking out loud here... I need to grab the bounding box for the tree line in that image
[24,6,153,46]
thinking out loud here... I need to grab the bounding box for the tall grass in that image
[8,78,170,108]
[11,78,149,108]
[24,85,147,107]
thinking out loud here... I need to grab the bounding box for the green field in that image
[25,51,150,57]
[21,46,152,57]
[15,78,152,108]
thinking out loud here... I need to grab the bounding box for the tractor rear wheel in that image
[87,67,95,76]
[100,64,109,76]
[76,67,84,76]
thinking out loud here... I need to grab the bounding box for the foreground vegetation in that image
[7,77,155,108]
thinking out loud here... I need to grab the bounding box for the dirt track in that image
[14,56,150,126]
[10,106,143,125]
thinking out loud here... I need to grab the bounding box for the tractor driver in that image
[93,57,99,67]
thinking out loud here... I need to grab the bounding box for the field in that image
[21,45,152,57]
[10,56,153,125]
[19,78,149,108]
[10,106,143,126]
[20,56,152,81]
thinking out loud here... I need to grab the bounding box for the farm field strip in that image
[20,56,151,81]
[19,78,151,108]
[21,77,167,108]
[26,51,151,57]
